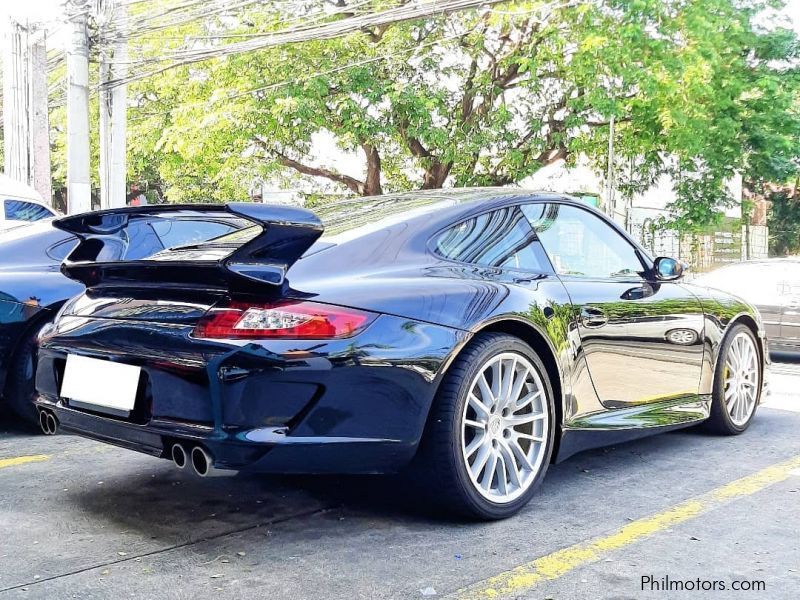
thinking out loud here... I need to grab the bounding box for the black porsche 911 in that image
[0,216,244,427]
[34,189,767,519]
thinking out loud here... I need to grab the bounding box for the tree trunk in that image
[362,143,383,196]
[421,161,452,189]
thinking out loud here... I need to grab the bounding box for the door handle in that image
[580,306,608,328]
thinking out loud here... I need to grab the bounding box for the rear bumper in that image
[35,401,414,473]
[35,313,467,473]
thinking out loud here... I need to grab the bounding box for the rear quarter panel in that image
[290,262,604,424]
[684,283,767,395]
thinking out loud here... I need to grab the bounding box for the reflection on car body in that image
[33,190,767,519]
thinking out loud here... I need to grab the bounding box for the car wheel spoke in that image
[514,431,545,444]
[476,374,494,406]
[468,393,491,420]
[514,389,542,412]
[506,412,546,427]
[470,441,492,480]
[481,451,498,490]
[495,452,509,496]
[497,442,521,488]
[464,432,485,458]
[499,358,516,406]
[490,361,503,401]
[507,437,535,472]
[508,364,528,401]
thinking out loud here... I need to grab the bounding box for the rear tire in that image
[4,329,43,426]
[413,333,556,520]
[705,324,761,435]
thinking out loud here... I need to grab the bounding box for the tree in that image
[115,0,799,213]
[768,185,800,256]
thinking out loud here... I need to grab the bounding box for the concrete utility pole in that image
[65,0,92,214]
[605,115,616,220]
[2,19,52,203]
[98,0,127,209]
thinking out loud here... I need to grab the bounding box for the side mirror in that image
[653,256,684,281]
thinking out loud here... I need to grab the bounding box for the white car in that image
[0,197,58,231]
[0,173,59,231]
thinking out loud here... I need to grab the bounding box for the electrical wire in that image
[99,0,520,88]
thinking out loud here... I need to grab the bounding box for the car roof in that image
[315,188,593,240]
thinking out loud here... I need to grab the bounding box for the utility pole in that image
[29,30,52,203]
[2,19,52,203]
[65,0,92,214]
[604,115,616,220]
[98,0,127,209]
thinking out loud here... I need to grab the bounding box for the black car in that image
[35,190,767,519]
[1,214,244,425]
[0,221,81,422]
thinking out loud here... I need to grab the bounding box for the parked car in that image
[0,174,58,231]
[1,213,244,425]
[35,191,767,519]
[693,258,800,355]
[0,221,81,423]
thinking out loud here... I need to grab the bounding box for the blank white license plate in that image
[60,354,141,415]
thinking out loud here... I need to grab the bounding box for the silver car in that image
[694,258,800,354]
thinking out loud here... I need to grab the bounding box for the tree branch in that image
[276,152,366,194]
[258,140,366,194]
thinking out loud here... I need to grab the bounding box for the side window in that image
[522,203,644,279]
[433,206,550,272]
[4,200,54,222]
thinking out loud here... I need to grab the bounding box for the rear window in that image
[68,214,255,263]
[4,199,54,222]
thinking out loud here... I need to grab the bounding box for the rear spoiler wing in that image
[53,203,324,290]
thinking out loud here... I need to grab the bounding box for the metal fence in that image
[632,222,768,273]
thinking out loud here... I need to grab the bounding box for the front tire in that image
[415,333,556,520]
[705,324,761,435]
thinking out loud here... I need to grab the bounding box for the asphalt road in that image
[1,362,798,600]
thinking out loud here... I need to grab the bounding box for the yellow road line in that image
[0,454,50,470]
[453,454,800,600]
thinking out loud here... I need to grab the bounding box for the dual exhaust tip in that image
[35,412,228,479]
[35,413,226,478]
[38,409,58,436]
[171,443,232,477]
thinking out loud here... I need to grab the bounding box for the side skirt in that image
[555,394,711,463]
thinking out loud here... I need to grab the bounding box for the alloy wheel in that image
[723,332,759,427]
[460,352,549,504]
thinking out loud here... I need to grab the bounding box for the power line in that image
[123,0,580,118]
[99,0,521,89]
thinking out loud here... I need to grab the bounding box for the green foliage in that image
[768,188,800,256]
[53,0,800,219]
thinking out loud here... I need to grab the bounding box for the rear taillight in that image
[193,300,375,339]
